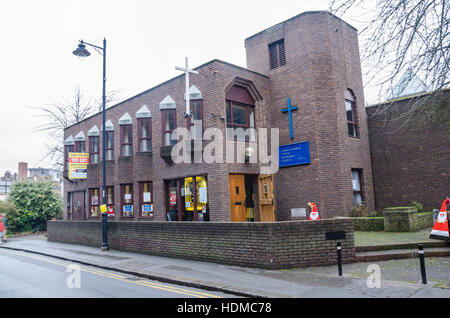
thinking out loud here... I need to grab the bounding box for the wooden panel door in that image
[229,174,246,222]
[71,191,85,220]
[258,175,276,222]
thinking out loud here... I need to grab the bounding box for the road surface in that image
[0,249,235,298]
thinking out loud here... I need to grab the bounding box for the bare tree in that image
[32,86,119,169]
[330,0,449,131]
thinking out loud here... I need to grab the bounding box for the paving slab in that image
[1,234,449,298]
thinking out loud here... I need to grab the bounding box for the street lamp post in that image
[73,38,109,251]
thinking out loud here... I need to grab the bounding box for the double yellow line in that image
[0,249,223,298]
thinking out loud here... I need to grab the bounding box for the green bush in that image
[6,180,62,233]
[0,201,17,230]
[351,202,370,217]
[412,201,423,213]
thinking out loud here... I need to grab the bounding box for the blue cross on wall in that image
[282,98,298,140]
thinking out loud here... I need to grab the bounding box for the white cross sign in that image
[175,57,199,117]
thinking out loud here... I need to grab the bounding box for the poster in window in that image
[142,204,153,212]
[125,193,132,200]
[107,205,114,216]
[143,192,151,202]
[169,191,177,206]
[199,187,207,203]
[123,205,133,213]
[92,195,99,205]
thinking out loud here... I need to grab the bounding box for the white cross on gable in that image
[175,57,199,117]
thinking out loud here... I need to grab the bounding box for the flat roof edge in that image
[65,59,268,131]
[245,11,358,42]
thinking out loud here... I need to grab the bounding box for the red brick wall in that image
[367,91,450,212]
[245,11,374,219]
[64,11,375,222]
[64,60,271,222]
[18,162,28,181]
[47,219,356,269]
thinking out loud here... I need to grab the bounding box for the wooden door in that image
[229,174,246,222]
[71,191,85,220]
[258,175,276,222]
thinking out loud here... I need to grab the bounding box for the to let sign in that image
[68,153,89,179]
[279,141,310,168]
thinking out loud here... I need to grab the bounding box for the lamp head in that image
[73,41,90,57]
[245,147,255,157]
[245,146,254,164]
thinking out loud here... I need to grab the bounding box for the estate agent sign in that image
[68,152,89,179]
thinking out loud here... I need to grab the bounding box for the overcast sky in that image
[0,0,375,175]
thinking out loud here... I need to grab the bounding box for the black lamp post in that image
[73,38,109,251]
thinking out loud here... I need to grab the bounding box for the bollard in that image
[337,242,343,276]
[418,244,427,284]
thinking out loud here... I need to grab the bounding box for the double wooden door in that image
[229,174,276,222]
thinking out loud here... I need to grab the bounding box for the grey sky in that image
[0,0,374,175]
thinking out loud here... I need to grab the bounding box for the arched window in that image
[345,89,358,138]
[103,120,115,161]
[225,86,256,141]
[88,125,100,164]
[159,96,177,146]
[119,113,133,157]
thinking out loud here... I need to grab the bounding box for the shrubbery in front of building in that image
[411,201,423,213]
[351,203,370,217]
[6,181,62,233]
[0,200,17,233]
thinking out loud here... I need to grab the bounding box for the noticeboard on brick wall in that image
[279,141,311,168]
[68,153,89,179]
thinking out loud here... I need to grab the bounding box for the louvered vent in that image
[269,39,286,69]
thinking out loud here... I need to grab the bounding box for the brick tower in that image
[245,11,375,218]
[18,162,28,181]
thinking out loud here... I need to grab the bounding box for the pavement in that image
[1,234,450,298]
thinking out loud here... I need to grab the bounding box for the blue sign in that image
[123,205,133,213]
[279,141,311,168]
[142,204,153,212]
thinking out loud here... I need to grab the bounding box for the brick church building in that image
[62,11,377,222]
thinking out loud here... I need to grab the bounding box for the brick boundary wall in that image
[416,212,434,230]
[352,217,385,231]
[352,213,433,232]
[383,207,417,232]
[47,218,355,269]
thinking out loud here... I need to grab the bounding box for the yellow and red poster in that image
[68,153,89,179]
